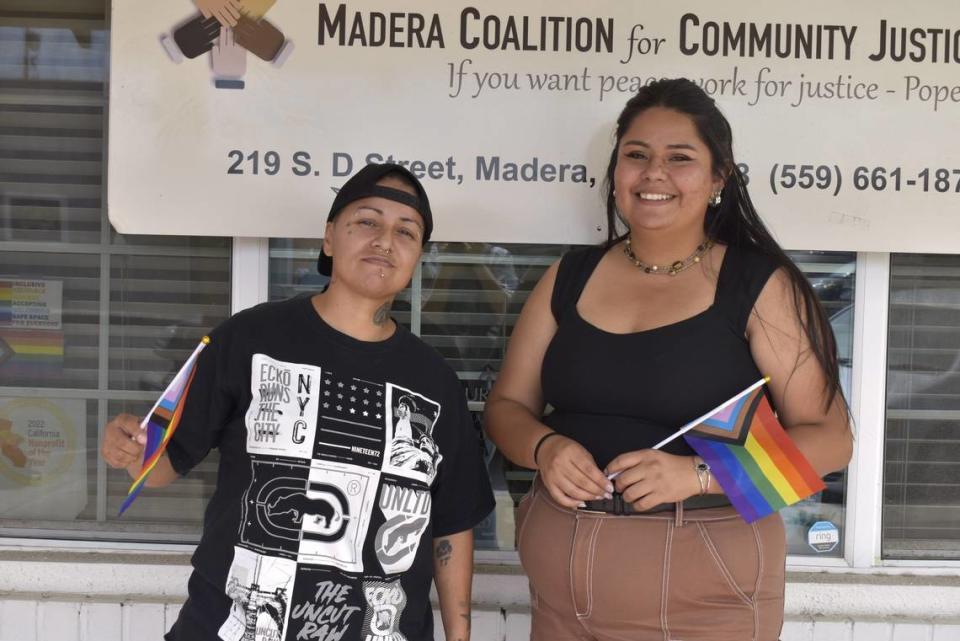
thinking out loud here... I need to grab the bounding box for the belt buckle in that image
[578,496,614,515]
[578,506,607,515]
[613,493,625,516]
[577,498,607,515]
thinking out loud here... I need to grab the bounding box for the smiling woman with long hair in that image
[485,79,852,641]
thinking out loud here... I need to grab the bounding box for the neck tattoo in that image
[373,301,392,326]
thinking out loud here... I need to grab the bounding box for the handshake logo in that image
[160,0,293,90]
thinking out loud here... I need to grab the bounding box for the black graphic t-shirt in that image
[163,296,494,641]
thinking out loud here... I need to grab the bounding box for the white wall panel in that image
[932,625,960,641]
[783,620,815,641]
[504,611,531,641]
[80,603,122,641]
[0,600,37,641]
[2,598,958,641]
[36,602,79,641]
[892,623,934,641]
[852,621,894,641]
[814,620,854,641]
[120,603,166,641]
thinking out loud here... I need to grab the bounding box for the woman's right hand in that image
[536,433,613,508]
[101,413,146,471]
[101,413,180,487]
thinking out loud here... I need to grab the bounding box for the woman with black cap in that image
[101,163,494,641]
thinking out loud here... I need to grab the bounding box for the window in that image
[268,240,856,558]
[0,2,231,542]
[781,250,855,558]
[883,253,960,560]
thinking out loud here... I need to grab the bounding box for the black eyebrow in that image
[400,217,424,231]
[355,206,424,231]
[622,141,698,151]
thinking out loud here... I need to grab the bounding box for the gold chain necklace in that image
[622,237,715,276]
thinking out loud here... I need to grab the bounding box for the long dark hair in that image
[602,78,845,411]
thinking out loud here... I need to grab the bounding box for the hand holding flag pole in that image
[117,336,209,516]
[606,378,769,481]
[615,376,825,524]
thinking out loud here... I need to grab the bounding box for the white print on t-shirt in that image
[245,354,321,460]
[374,482,432,574]
[314,371,386,467]
[239,459,313,559]
[297,461,379,573]
[217,547,296,641]
[361,579,408,641]
[287,575,362,641]
[381,384,443,485]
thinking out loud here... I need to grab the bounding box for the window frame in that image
[254,244,960,572]
[877,253,960,567]
[0,235,232,538]
[6,244,960,574]
[257,240,868,569]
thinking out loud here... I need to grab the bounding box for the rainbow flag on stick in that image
[118,336,209,516]
[654,378,825,524]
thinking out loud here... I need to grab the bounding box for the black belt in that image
[579,493,731,515]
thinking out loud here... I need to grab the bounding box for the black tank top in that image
[541,243,779,469]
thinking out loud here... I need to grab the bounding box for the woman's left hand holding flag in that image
[604,449,705,512]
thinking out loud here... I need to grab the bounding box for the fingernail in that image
[595,495,603,501]
[577,502,587,508]
[604,492,613,500]
[606,482,615,493]
[137,434,147,444]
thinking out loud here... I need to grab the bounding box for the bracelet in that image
[693,456,711,496]
[533,431,562,466]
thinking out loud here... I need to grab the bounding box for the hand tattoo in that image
[373,301,392,326]
[435,539,452,566]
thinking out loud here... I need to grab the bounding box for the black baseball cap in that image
[317,163,433,276]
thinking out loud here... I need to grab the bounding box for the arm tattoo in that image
[435,538,453,566]
[458,599,471,640]
[373,301,392,326]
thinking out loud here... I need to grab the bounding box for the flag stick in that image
[651,376,769,450]
[133,337,208,435]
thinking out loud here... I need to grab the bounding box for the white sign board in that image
[109,0,960,251]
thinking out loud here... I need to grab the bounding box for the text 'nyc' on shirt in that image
[163,296,494,641]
